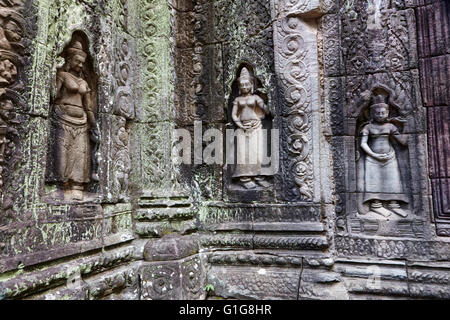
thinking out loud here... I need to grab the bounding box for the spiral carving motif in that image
[275,6,313,201]
[142,264,179,300]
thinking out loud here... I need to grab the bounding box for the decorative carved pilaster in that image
[274,0,319,201]
[114,37,135,121]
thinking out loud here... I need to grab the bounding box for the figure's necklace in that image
[67,71,84,83]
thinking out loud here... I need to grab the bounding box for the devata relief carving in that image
[231,66,272,190]
[357,87,409,219]
[47,35,98,202]
[1,0,450,302]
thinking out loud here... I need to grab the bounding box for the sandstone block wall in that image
[0,0,448,300]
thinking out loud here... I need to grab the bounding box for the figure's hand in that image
[371,153,390,161]
[390,116,407,123]
[235,121,245,130]
[87,111,96,128]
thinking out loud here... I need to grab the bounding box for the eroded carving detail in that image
[0,0,24,217]
[340,1,415,75]
[141,263,180,300]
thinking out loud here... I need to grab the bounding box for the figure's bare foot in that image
[64,189,72,202]
[255,178,271,188]
[370,207,391,217]
[72,189,84,201]
[242,180,257,189]
[239,177,256,189]
[369,201,391,217]
[388,202,408,218]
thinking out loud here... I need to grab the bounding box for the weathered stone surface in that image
[199,203,322,230]
[134,121,177,193]
[140,254,206,300]
[335,235,450,260]
[416,1,449,59]
[0,0,449,302]
[297,267,348,300]
[334,259,450,299]
[0,245,135,299]
[321,14,343,77]
[335,260,409,299]
[174,44,225,126]
[416,0,450,235]
[327,4,430,240]
[143,234,199,262]
[207,265,301,300]
[427,106,450,229]
[338,3,418,76]
[419,56,450,107]
[87,265,140,300]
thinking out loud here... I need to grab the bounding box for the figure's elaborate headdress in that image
[238,67,254,94]
[66,41,87,59]
[370,89,389,110]
[239,67,252,82]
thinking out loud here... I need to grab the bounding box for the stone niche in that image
[331,77,429,239]
[45,31,99,202]
[175,0,335,204]
[324,0,434,249]
[224,62,276,202]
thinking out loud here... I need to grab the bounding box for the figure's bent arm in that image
[257,96,269,115]
[83,90,95,128]
[55,73,64,99]
[391,125,408,146]
[232,99,244,129]
[360,134,376,158]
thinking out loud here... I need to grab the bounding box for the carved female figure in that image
[52,41,95,201]
[359,94,408,218]
[231,67,271,189]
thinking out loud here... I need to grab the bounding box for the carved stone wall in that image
[0,0,138,300]
[324,0,433,243]
[0,0,30,235]
[321,0,450,299]
[0,0,449,301]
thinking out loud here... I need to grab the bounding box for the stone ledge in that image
[143,234,199,262]
[0,245,135,299]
